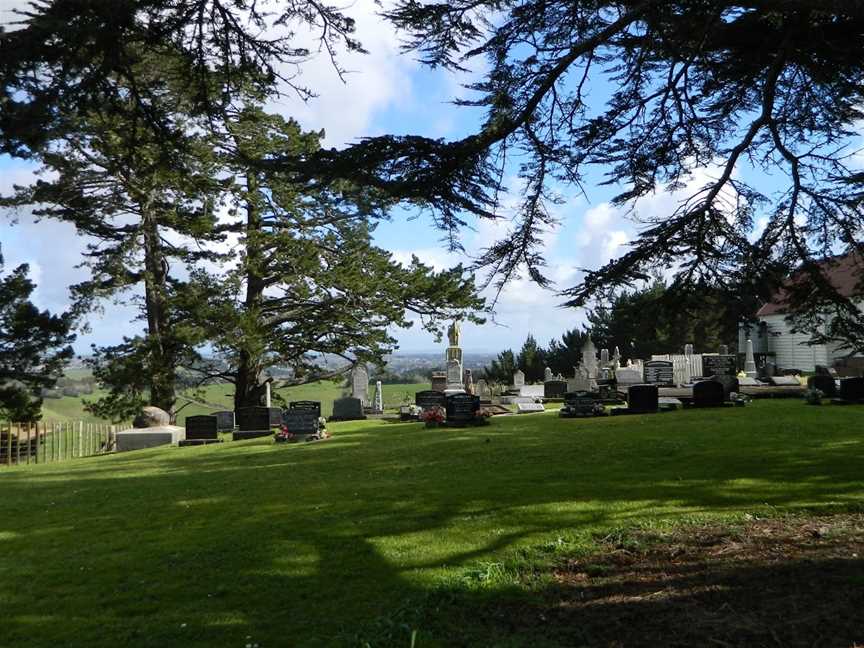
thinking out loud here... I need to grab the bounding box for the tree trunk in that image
[234,171,267,410]
[141,207,176,416]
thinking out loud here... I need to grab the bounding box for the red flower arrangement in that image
[274,425,294,443]
[420,406,445,426]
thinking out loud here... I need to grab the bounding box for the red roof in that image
[756,252,864,317]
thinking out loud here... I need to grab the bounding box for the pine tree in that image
[186,105,486,409]
[483,349,517,385]
[516,334,547,383]
[1,54,224,419]
[545,328,591,376]
[0,251,74,421]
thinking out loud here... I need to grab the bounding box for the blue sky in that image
[3,1,847,357]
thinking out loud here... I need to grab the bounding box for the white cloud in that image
[267,1,417,147]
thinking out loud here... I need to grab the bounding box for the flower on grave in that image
[421,406,445,424]
[274,424,294,441]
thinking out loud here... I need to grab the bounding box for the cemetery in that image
[4,3,864,646]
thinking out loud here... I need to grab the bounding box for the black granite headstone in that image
[562,391,596,416]
[702,354,737,377]
[268,407,283,427]
[643,361,674,386]
[236,406,272,431]
[543,380,567,399]
[330,397,365,421]
[808,374,837,397]
[289,400,321,418]
[711,375,740,400]
[839,376,864,402]
[185,415,219,440]
[282,410,320,435]
[213,410,235,432]
[234,406,274,440]
[692,380,725,407]
[445,393,480,423]
[416,390,446,410]
[628,384,659,413]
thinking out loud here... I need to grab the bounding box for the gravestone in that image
[808,374,837,397]
[462,368,474,394]
[431,373,447,392]
[544,379,567,399]
[213,410,235,432]
[268,407,282,427]
[544,367,553,382]
[330,397,365,421]
[719,344,729,356]
[446,359,463,390]
[289,401,321,418]
[517,402,546,413]
[416,390,446,410]
[234,406,274,440]
[839,376,864,402]
[475,379,491,400]
[703,354,737,377]
[711,375,740,400]
[643,360,674,386]
[352,365,369,405]
[445,392,480,425]
[600,348,610,364]
[184,415,219,441]
[692,380,725,407]
[373,380,384,413]
[615,366,643,389]
[769,375,800,386]
[627,384,659,413]
[237,406,272,431]
[282,409,321,439]
[513,369,526,389]
[560,391,597,417]
[744,339,758,378]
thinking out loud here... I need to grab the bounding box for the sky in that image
[2,1,848,356]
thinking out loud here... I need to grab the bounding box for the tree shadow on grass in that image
[1,405,864,646]
[419,515,864,647]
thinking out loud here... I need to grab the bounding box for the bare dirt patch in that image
[500,515,864,647]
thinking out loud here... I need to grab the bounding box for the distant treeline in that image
[484,281,753,384]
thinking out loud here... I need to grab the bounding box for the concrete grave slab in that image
[116,425,184,452]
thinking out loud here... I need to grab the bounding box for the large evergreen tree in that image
[483,349,517,385]
[515,334,547,383]
[1,56,223,418]
[186,105,486,409]
[0,251,74,421]
[545,327,591,376]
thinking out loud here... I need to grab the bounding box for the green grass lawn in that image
[1,400,862,647]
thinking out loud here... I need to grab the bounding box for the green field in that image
[37,381,428,425]
[1,400,862,646]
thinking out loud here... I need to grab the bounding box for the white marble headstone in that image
[513,369,525,388]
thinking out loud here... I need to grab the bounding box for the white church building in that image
[740,253,864,372]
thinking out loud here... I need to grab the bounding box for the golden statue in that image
[447,321,461,347]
